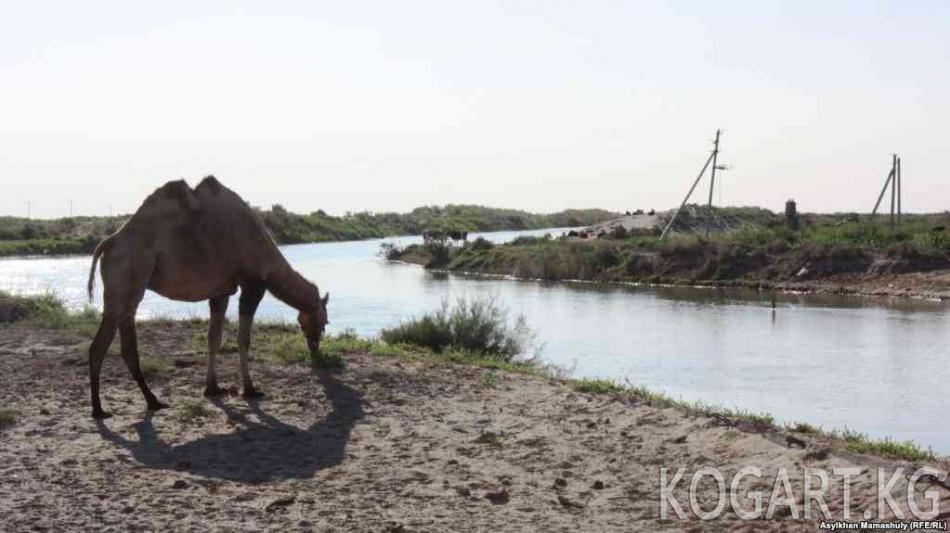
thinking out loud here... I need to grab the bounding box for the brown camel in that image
[86,176,329,419]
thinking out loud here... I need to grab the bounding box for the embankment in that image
[391,236,950,299]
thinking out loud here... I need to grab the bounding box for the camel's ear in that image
[322,292,330,306]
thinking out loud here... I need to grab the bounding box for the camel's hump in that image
[195,175,223,195]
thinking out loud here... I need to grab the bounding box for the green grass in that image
[0,409,17,431]
[572,378,624,395]
[0,291,101,330]
[787,421,821,434]
[139,355,171,378]
[829,427,935,462]
[265,327,370,369]
[369,342,409,357]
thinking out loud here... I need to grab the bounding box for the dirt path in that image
[1,322,948,531]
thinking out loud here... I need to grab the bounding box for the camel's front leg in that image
[204,295,229,397]
[238,282,267,398]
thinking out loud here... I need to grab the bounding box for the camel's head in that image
[298,292,330,356]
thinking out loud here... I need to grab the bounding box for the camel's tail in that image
[87,237,113,302]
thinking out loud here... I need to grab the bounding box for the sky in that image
[1,0,948,218]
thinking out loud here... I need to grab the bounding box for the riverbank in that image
[0,205,614,258]
[2,301,949,529]
[389,232,950,300]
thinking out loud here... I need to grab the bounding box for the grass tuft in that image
[369,342,409,357]
[175,400,211,423]
[140,355,171,378]
[572,378,624,395]
[0,409,17,431]
[830,427,935,462]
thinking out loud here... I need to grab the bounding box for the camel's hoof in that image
[203,386,227,398]
[147,401,170,412]
[242,388,265,400]
[92,410,113,420]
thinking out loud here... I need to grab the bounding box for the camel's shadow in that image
[96,371,364,482]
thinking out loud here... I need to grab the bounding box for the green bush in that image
[0,291,70,325]
[380,296,534,361]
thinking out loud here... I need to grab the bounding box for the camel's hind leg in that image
[89,317,119,419]
[89,247,154,418]
[204,295,229,397]
[119,317,168,411]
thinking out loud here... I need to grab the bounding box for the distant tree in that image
[20,224,37,240]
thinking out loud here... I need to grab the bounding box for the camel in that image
[86,176,329,419]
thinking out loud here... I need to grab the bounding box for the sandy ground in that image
[2,321,950,532]
[584,214,662,235]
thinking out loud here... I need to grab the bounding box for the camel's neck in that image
[266,261,318,312]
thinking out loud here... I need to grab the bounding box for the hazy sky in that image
[2,1,948,218]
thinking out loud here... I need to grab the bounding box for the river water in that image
[2,228,948,453]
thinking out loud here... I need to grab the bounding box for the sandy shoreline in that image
[2,321,949,531]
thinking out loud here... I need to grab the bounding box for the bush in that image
[471,237,494,251]
[380,296,535,361]
[379,242,402,260]
[425,242,451,268]
[0,291,69,325]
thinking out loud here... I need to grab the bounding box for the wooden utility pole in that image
[871,154,902,231]
[896,157,902,225]
[890,154,897,231]
[660,129,726,240]
[705,129,721,237]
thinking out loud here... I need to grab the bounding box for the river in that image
[2,227,948,453]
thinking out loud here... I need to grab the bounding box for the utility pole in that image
[896,157,902,226]
[660,129,727,240]
[69,199,74,217]
[890,154,897,231]
[871,154,902,232]
[706,129,721,237]
[26,201,31,220]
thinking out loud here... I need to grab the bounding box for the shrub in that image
[425,242,452,268]
[0,291,69,325]
[379,242,402,260]
[380,296,535,361]
[471,237,494,251]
